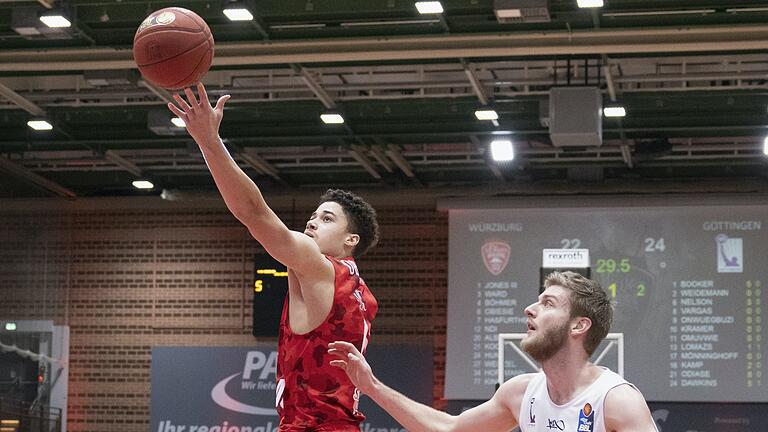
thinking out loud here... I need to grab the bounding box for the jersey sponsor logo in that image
[577,403,594,432]
[528,397,536,425]
[481,240,511,276]
[210,350,278,415]
[547,418,565,430]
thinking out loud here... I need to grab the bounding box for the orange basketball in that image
[133,7,214,90]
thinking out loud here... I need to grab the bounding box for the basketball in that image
[133,7,214,90]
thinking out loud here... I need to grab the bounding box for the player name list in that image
[470,280,528,386]
[668,279,764,390]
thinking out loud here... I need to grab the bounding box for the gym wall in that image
[0,195,448,432]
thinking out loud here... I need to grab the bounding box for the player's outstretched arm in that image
[328,341,523,432]
[603,384,659,432]
[168,83,325,275]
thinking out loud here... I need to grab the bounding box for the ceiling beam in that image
[385,145,416,179]
[348,146,381,180]
[3,25,768,71]
[104,150,143,177]
[602,57,633,169]
[248,19,270,41]
[141,80,174,104]
[290,68,384,181]
[368,144,394,173]
[0,156,76,198]
[229,144,283,182]
[292,64,336,109]
[0,81,46,116]
[461,60,489,105]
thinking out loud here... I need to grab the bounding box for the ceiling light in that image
[4,322,16,331]
[39,8,71,28]
[171,117,186,128]
[764,137,768,156]
[223,9,254,21]
[415,1,444,14]
[132,180,154,189]
[223,1,254,21]
[475,109,499,121]
[577,0,604,8]
[490,139,515,162]
[27,119,53,131]
[603,106,626,118]
[320,113,345,124]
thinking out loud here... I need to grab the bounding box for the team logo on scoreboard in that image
[577,403,594,432]
[715,234,743,273]
[481,240,511,276]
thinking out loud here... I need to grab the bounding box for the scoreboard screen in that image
[443,197,766,402]
[252,254,288,337]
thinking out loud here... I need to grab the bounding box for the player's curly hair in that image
[544,271,613,356]
[319,189,379,258]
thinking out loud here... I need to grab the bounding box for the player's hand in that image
[328,341,377,394]
[167,82,230,148]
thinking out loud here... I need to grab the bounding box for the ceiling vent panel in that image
[494,0,551,23]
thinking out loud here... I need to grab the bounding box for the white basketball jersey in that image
[518,367,646,432]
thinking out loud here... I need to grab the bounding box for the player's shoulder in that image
[492,372,540,419]
[605,382,646,405]
[327,256,361,275]
[498,372,539,395]
[604,383,657,430]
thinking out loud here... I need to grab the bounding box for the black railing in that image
[0,398,61,432]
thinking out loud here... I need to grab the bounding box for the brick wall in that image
[0,196,448,431]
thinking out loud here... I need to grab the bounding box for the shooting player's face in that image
[521,285,572,362]
[305,201,358,258]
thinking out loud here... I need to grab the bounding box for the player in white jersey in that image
[328,271,658,432]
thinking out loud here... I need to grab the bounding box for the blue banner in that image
[150,344,432,432]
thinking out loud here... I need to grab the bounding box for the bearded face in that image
[521,317,571,362]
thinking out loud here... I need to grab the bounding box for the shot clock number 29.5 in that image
[595,257,648,299]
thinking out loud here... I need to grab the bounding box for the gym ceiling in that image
[0,0,767,199]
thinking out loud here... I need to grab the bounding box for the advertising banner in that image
[150,343,432,432]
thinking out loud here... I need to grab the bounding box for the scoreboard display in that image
[443,197,766,402]
[252,254,288,337]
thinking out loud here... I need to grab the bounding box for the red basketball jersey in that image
[276,256,377,431]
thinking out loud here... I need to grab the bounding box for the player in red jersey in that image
[169,84,380,431]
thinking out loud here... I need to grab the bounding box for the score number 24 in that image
[560,237,666,252]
